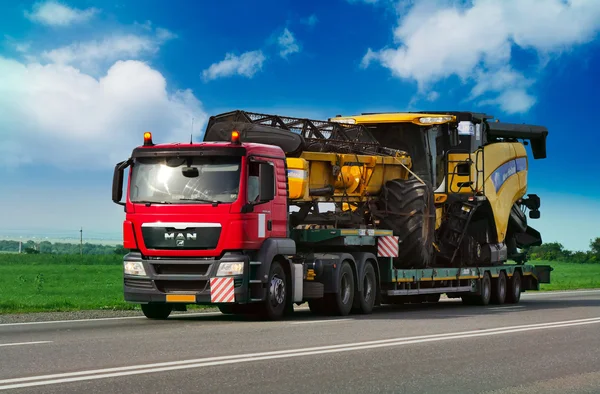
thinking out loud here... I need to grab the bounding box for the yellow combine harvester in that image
[204,110,547,270]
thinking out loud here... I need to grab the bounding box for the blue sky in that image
[0,0,599,251]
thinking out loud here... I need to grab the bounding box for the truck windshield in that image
[129,156,241,204]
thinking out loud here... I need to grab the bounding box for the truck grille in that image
[151,263,210,275]
[155,280,208,293]
[141,226,221,250]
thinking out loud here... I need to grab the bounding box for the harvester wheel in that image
[506,270,522,304]
[351,262,376,314]
[375,178,436,269]
[491,271,507,305]
[141,303,172,319]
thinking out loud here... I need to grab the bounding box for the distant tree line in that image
[0,240,127,255]
[525,237,600,264]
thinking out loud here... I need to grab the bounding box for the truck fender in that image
[319,253,357,294]
[350,252,380,294]
[255,238,296,283]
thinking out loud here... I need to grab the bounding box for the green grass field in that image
[0,255,598,314]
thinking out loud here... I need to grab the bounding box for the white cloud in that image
[202,50,266,81]
[38,27,177,74]
[278,28,300,59]
[0,57,207,169]
[362,0,600,113]
[25,0,98,27]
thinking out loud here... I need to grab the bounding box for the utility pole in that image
[80,227,83,255]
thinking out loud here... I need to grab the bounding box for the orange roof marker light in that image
[231,130,241,144]
[143,132,154,146]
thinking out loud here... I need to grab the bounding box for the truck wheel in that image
[141,303,172,319]
[352,262,376,314]
[476,272,492,306]
[506,271,522,304]
[374,178,435,269]
[328,261,355,316]
[261,261,288,320]
[491,271,507,305]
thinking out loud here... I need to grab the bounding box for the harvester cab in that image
[329,111,548,267]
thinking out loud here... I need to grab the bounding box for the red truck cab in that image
[112,131,294,318]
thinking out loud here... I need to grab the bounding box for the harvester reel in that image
[373,178,436,269]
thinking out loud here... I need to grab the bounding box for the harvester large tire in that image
[375,178,436,269]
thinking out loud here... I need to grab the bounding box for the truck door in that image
[245,158,275,244]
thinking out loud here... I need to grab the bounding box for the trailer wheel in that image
[374,178,435,269]
[328,261,355,316]
[352,262,376,314]
[491,271,507,305]
[506,271,522,304]
[141,303,172,320]
[477,272,492,306]
[260,261,288,320]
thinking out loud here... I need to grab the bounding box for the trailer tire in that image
[141,303,172,319]
[506,271,522,304]
[260,261,288,320]
[491,271,507,305]
[477,272,492,306]
[352,262,376,314]
[375,178,435,269]
[327,261,355,316]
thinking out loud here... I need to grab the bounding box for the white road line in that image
[1,316,600,390]
[290,318,352,325]
[0,341,52,348]
[523,289,600,297]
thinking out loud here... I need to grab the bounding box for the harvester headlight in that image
[216,262,244,276]
[124,261,147,276]
[419,116,454,124]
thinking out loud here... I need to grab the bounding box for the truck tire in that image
[506,270,522,304]
[491,271,507,305]
[141,303,172,319]
[375,178,435,269]
[351,262,376,314]
[327,261,355,316]
[260,261,288,320]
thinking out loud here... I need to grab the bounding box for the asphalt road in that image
[1,290,600,393]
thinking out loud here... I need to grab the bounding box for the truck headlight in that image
[216,262,244,276]
[124,261,147,276]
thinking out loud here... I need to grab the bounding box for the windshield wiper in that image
[178,198,222,206]
[133,200,173,206]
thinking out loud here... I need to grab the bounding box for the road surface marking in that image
[0,341,52,348]
[1,316,600,390]
[522,289,600,296]
[290,318,352,325]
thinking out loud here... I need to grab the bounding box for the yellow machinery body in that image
[286,151,411,203]
[331,112,536,245]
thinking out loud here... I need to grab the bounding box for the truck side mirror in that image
[112,160,131,206]
[259,162,275,202]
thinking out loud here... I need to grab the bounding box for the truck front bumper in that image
[122,252,250,304]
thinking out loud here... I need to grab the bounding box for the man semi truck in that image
[112,110,551,320]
